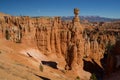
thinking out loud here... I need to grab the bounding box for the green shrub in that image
[39,64,44,72]
[90,73,97,80]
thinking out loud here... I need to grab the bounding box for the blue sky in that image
[0,0,120,18]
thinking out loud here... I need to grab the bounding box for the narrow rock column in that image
[66,8,84,70]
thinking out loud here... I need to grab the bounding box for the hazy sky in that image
[0,0,120,18]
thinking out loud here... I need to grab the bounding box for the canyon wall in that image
[0,9,120,77]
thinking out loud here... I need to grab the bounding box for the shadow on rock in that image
[34,74,51,80]
[41,61,58,69]
[83,59,104,80]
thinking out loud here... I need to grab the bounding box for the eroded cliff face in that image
[0,9,120,79]
[35,8,85,71]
